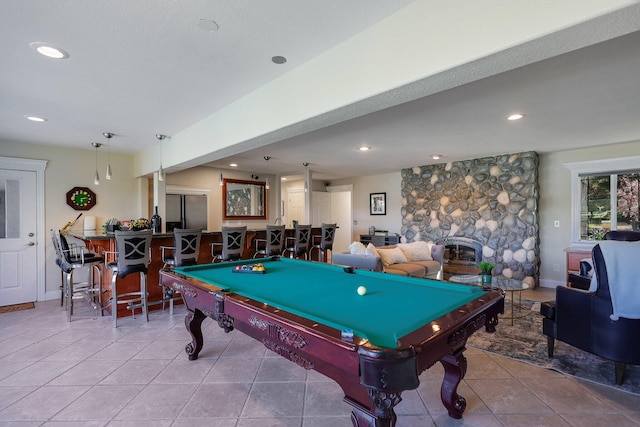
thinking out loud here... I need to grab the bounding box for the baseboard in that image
[539,278,564,288]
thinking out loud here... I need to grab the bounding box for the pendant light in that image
[155,134,167,181]
[103,132,113,180]
[264,156,271,190]
[91,142,102,185]
[303,162,309,193]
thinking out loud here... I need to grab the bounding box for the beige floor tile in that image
[520,377,619,413]
[466,378,553,414]
[115,383,197,420]
[52,384,144,421]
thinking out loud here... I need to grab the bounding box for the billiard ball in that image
[357,286,367,296]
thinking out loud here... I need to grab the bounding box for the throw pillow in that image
[397,241,432,261]
[349,241,366,255]
[378,246,408,266]
[365,243,379,257]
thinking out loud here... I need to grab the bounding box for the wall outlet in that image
[553,263,560,272]
[554,220,560,228]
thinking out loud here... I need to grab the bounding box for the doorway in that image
[0,157,47,305]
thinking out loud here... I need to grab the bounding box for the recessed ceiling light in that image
[197,19,219,32]
[29,42,69,59]
[281,177,287,181]
[359,146,371,151]
[507,113,525,121]
[25,115,47,122]
[272,56,287,64]
[432,154,442,160]
[229,163,238,167]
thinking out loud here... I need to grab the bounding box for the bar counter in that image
[68,227,323,318]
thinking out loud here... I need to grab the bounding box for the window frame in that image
[566,155,640,244]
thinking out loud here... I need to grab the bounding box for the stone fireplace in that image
[400,151,539,284]
[437,237,483,267]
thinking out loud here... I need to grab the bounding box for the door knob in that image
[27,242,35,246]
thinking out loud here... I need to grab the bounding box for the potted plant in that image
[477,261,494,287]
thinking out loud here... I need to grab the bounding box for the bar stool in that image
[253,224,285,258]
[160,228,202,314]
[211,226,247,262]
[105,230,152,327]
[51,229,103,321]
[283,224,311,260]
[310,223,337,262]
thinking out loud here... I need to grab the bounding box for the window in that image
[580,172,639,240]
[567,156,640,242]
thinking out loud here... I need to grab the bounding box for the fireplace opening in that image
[436,237,483,267]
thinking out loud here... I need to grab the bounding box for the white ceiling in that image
[2,1,640,181]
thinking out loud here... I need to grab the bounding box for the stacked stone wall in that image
[401,151,539,284]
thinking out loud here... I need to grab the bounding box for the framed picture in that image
[370,192,386,215]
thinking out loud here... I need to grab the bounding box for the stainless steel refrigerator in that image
[165,194,208,231]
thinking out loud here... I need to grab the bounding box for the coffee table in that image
[448,275,529,325]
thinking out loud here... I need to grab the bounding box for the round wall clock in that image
[66,187,97,210]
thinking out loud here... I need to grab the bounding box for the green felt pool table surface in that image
[173,257,485,348]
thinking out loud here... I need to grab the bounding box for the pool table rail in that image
[160,266,505,426]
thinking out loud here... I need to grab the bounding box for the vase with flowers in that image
[478,261,494,287]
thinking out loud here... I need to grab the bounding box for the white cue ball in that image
[357,286,367,296]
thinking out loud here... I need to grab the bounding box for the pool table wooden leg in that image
[184,309,206,360]
[439,348,468,419]
[346,396,398,427]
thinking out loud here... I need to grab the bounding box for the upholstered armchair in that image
[541,230,640,384]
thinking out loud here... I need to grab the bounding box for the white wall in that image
[538,139,640,287]
[1,140,140,298]
[332,172,402,243]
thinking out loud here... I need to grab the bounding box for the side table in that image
[448,275,529,325]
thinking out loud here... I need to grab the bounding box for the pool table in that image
[160,257,504,426]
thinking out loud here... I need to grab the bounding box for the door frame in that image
[0,156,47,301]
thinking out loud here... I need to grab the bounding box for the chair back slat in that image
[221,226,247,261]
[173,228,202,267]
[114,230,152,278]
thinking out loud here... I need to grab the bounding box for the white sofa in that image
[332,241,444,280]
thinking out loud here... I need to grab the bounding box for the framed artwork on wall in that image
[370,192,386,215]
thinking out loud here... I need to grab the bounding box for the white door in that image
[330,190,352,253]
[287,189,305,228]
[0,169,38,306]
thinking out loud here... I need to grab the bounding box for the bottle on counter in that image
[151,206,162,234]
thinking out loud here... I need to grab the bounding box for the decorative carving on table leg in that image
[263,339,314,370]
[368,389,402,419]
[217,313,234,332]
[485,312,499,333]
[347,397,397,427]
[184,309,206,361]
[249,315,307,348]
[439,348,468,419]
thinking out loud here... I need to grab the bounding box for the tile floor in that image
[1,287,639,427]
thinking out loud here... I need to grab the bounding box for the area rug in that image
[0,302,35,313]
[467,300,640,395]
